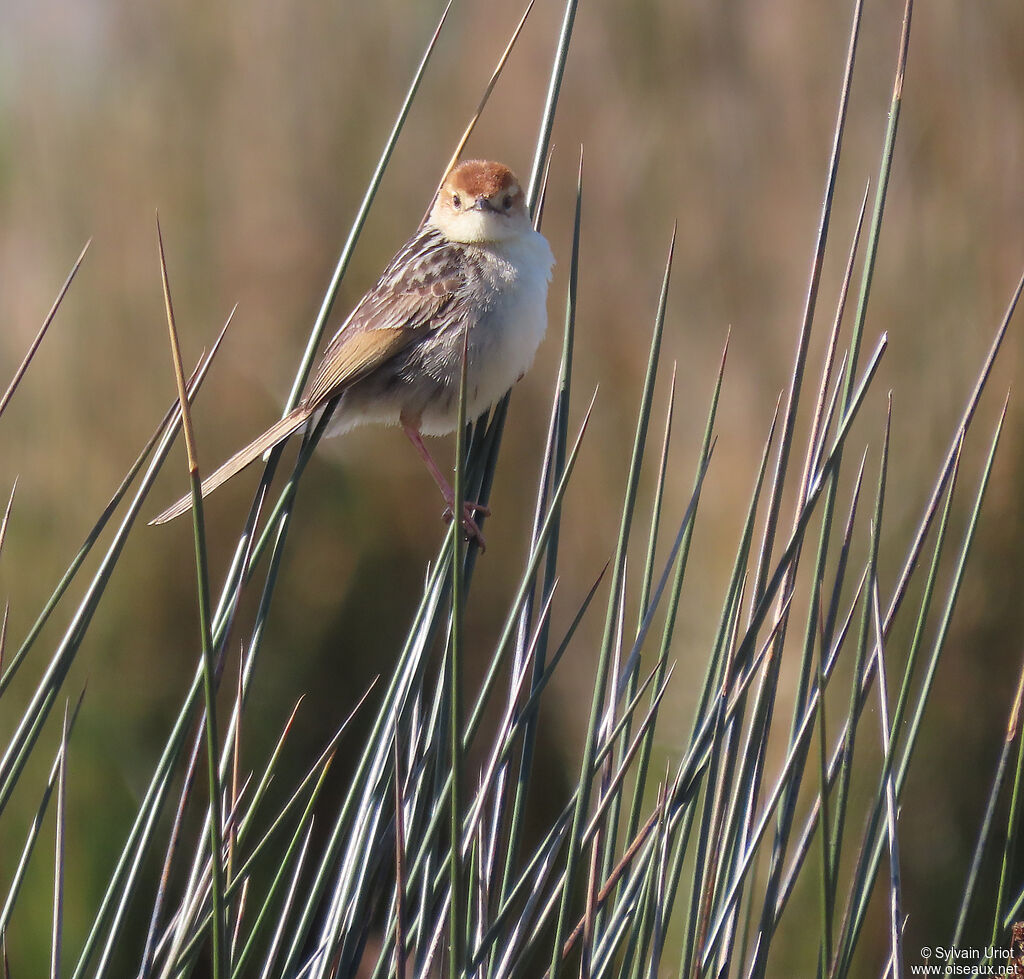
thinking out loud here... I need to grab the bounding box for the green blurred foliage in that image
[0,0,1022,972]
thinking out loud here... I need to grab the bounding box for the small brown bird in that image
[152,160,554,544]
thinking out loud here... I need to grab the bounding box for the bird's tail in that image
[150,405,315,525]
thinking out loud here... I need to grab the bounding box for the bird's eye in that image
[451,193,462,209]
[502,195,513,210]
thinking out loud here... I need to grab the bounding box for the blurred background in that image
[1,0,1022,972]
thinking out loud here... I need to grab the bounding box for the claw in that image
[461,510,487,550]
[442,501,488,550]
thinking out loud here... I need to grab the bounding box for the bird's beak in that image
[472,196,499,213]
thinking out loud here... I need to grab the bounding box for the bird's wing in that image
[301,231,468,408]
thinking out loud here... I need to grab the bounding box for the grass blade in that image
[156,217,226,979]
[0,240,90,420]
[549,226,675,979]
[49,702,70,979]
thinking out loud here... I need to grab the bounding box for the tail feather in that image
[150,405,315,525]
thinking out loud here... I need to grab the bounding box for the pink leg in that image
[401,419,489,548]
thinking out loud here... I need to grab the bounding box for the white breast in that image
[454,228,555,427]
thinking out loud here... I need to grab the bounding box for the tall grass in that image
[1,0,1022,976]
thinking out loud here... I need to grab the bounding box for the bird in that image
[151,159,555,547]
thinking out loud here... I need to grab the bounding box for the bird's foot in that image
[442,501,490,550]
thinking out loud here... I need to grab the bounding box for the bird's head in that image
[428,160,531,244]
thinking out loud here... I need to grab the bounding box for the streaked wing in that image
[302,229,466,409]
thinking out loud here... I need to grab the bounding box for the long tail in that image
[150,405,315,525]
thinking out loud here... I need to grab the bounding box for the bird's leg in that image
[401,418,489,548]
